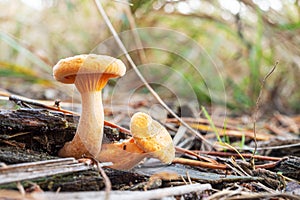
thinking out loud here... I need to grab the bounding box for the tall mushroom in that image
[53,54,126,158]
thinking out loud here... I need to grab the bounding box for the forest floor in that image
[0,91,299,200]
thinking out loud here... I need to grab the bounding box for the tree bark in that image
[0,108,147,191]
[0,108,122,158]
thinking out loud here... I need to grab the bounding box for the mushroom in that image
[130,112,175,164]
[97,112,175,170]
[53,54,126,158]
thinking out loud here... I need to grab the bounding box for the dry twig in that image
[95,159,111,200]
[194,151,281,161]
[172,157,228,170]
[32,183,212,200]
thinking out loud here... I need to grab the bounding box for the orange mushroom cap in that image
[53,54,126,84]
[130,112,175,164]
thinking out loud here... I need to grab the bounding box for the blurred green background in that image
[0,0,299,114]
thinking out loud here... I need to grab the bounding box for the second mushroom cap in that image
[130,112,175,164]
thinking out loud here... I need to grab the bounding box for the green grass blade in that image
[0,31,51,74]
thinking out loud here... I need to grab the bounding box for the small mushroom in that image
[53,54,126,158]
[130,112,175,164]
[97,112,175,170]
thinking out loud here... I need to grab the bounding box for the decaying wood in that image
[0,158,148,192]
[0,156,264,192]
[134,162,264,186]
[0,108,148,192]
[0,108,126,158]
[0,108,77,156]
[1,108,300,194]
[269,156,300,180]
[0,158,93,185]
[0,146,57,164]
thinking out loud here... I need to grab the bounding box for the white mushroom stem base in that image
[58,91,104,158]
[97,138,147,170]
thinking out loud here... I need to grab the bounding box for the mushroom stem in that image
[78,91,104,156]
[58,90,104,158]
[97,138,147,170]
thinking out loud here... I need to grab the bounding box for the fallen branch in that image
[172,157,228,170]
[34,183,212,200]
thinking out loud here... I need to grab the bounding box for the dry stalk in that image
[122,4,147,64]
[251,62,278,167]
[94,0,214,148]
